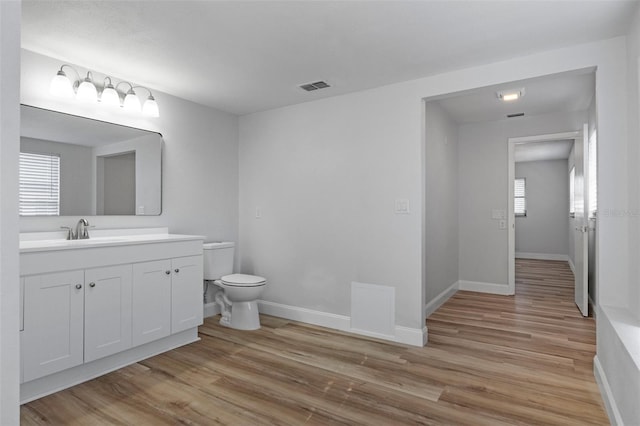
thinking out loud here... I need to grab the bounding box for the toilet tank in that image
[203,242,235,280]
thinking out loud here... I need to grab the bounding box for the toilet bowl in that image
[203,242,267,330]
[214,274,266,330]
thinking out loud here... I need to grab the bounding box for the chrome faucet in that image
[75,218,90,240]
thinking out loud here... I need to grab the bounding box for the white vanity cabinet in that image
[21,270,85,382]
[132,259,172,346]
[84,265,133,363]
[19,230,204,403]
[171,255,204,333]
[132,255,204,346]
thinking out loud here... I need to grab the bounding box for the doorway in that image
[507,128,595,316]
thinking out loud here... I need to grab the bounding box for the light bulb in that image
[123,89,141,112]
[76,73,98,102]
[100,85,120,107]
[142,95,159,117]
[50,70,74,98]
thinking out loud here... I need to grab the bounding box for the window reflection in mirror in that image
[20,105,162,216]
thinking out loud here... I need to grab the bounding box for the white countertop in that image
[20,228,204,253]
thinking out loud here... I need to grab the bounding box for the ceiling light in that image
[76,72,98,102]
[497,88,525,102]
[49,64,160,117]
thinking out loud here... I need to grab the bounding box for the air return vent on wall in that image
[299,81,331,91]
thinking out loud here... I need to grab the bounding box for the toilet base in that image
[223,300,261,330]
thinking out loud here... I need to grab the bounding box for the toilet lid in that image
[221,273,266,287]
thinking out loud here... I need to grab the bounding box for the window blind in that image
[19,152,60,216]
[514,178,526,216]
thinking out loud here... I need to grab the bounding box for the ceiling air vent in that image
[299,81,331,92]
[507,112,525,118]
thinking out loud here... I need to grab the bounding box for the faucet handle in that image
[60,226,74,240]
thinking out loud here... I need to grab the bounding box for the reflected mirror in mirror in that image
[20,105,162,216]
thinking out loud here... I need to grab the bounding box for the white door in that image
[171,255,204,333]
[574,123,589,316]
[84,265,133,362]
[22,270,84,382]
[132,259,172,346]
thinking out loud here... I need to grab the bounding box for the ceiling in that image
[21,1,638,115]
[515,140,575,163]
[435,71,596,124]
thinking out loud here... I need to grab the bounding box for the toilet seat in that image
[221,273,266,287]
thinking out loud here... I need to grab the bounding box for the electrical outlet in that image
[499,219,507,229]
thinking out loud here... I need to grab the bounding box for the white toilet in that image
[203,242,266,330]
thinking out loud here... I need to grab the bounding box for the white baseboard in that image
[568,258,576,275]
[258,300,425,347]
[204,302,220,318]
[458,280,512,295]
[516,252,569,262]
[594,355,623,426]
[424,281,459,318]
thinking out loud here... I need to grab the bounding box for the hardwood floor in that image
[22,259,608,425]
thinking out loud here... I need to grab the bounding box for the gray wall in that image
[515,159,569,256]
[458,110,587,286]
[425,102,458,304]
[20,137,94,216]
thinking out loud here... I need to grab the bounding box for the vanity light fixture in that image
[49,64,160,117]
[497,88,525,102]
[99,77,120,107]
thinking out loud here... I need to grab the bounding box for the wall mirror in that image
[20,105,162,216]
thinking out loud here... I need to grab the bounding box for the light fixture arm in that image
[115,81,135,94]
[133,85,155,99]
[58,64,81,83]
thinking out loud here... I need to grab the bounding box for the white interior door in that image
[573,123,589,316]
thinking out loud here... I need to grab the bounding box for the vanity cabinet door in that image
[21,270,84,382]
[171,255,204,333]
[84,265,133,362]
[132,259,172,346]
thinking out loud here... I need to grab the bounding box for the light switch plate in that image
[395,199,410,214]
[492,209,506,220]
[255,208,262,219]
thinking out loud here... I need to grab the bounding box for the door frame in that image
[507,131,580,294]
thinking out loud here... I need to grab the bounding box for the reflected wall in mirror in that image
[20,105,162,216]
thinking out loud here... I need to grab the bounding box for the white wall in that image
[239,38,628,339]
[20,137,94,215]
[425,102,458,305]
[593,6,640,426]
[515,159,569,257]
[627,3,640,322]
[20,49,239,243]
[0,1,21,423]
[459,110,587,287]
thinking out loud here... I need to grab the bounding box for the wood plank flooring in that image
[21,259,608,425]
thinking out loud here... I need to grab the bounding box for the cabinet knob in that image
[174,268,180,273]
[75,284,82,289]
[89,282,96,288]
[165,270,171,275]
